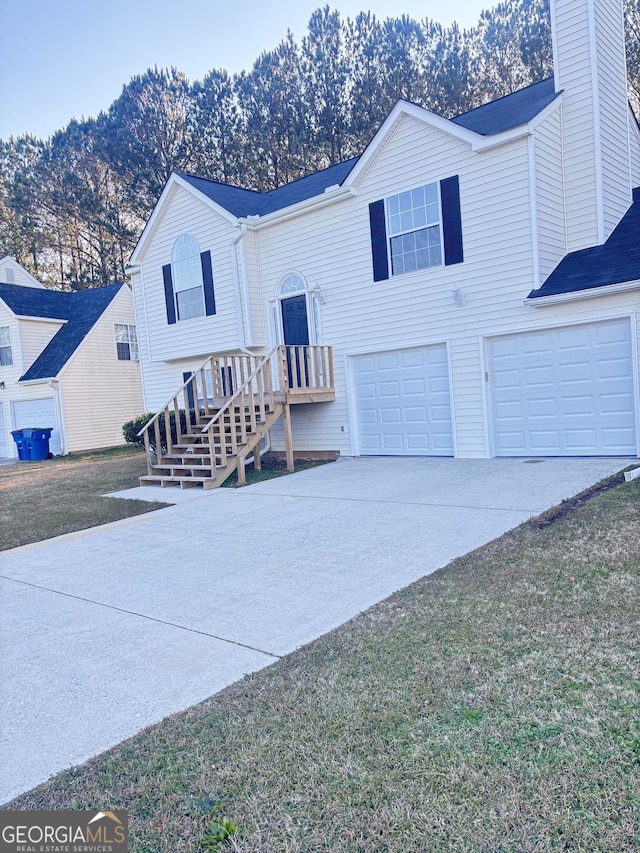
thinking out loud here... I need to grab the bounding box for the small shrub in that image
[122,410,196,454]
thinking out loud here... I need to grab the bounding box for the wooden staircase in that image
[138,345,334,490]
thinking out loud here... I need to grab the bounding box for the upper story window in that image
[387,183,442,274]
[368,175,463,282]
[115,324,139,361]
[172,234,205,321]
[0,326,13,366]
[162,237,216,326]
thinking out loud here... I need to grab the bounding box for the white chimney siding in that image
[551,0,632,251]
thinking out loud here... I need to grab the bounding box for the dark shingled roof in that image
[528,187,640,299]
[451,77,560,135]
[178,158,359,219]
[177,80,559,219]
[0,282,125,381]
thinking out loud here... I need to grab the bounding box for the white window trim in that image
[114,323,139,362]
[385,181,445,277]
[0,325,13,367]
[172,234,205,322]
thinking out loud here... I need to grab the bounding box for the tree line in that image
[1,0,638,290]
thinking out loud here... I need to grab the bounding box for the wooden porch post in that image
[282,403,294,472]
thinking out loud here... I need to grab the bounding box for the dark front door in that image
[281,294,309,388]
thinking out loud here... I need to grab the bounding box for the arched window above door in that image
[278,273,306,296]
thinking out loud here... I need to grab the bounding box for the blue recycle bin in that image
[25,428,54,461]
[11,427,53,461]
[11,429,28,460]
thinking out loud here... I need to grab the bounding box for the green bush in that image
[122,410,195,454]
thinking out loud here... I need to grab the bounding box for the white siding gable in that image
[134,185,245,364]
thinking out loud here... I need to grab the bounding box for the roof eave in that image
[471,92,563,152]
[526,277,640,306]
[18,375,56,385]
[238,184,357,228]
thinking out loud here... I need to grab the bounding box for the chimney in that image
[550,0,632,250]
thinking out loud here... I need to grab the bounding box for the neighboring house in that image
[126,0,640,489]
[0,260,143,458]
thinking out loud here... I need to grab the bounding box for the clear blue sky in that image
[1,1,489,141]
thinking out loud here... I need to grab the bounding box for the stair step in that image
[140,474,218,490]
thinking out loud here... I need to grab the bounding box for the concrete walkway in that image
[0,456,631,803]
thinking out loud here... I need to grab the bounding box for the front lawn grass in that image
[7,476,640,852]
[0,447,169,551]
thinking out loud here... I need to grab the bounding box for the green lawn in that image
[7,472,639,852]
[0,448,330,551]
[0,447,169,551]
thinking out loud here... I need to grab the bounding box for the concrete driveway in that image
[0,455,630,803]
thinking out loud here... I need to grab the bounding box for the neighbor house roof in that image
[177,78,560,220]
[0,282,125,381]
[528,187,640,300]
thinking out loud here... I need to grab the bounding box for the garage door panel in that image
[403,379,425,395]
[405,406,428,423]
[401,350,423,368]
[562,395,595,416]
[598,356,632,380]
[490,319,636,456]
[378,354,399,371]
[355,345,453,456]
[601,392,634,414]
[381,408,402,424]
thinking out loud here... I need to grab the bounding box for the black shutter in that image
[183,372,195,409]
[369,200,389,281]
[440,175,464,266]
[201,250,216,316]
[162,264,177,325]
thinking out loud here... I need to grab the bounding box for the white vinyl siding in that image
[594,0,633,235]
[258,112,534,457]
[18,319,64,374]
[534,111,567,285]
[552,0,631,248]
[489,318,636,456]
[629,111,640,188]
[354,345,453,456]
[60,290,144,453]
[134,185,243,373]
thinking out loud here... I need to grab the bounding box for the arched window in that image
[172,234,205,321]
[278,273,306,296]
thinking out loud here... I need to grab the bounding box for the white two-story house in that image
[126,0,640,489]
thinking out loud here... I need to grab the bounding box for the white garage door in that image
[489,318,636,456]
[354,345,454,456]
[12,398,61,455]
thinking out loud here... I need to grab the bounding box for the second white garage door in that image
[354,345,454,456]
[489,318,637,456]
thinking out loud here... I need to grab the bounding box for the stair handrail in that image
[136,353,216,439]
[198,346,280,436]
